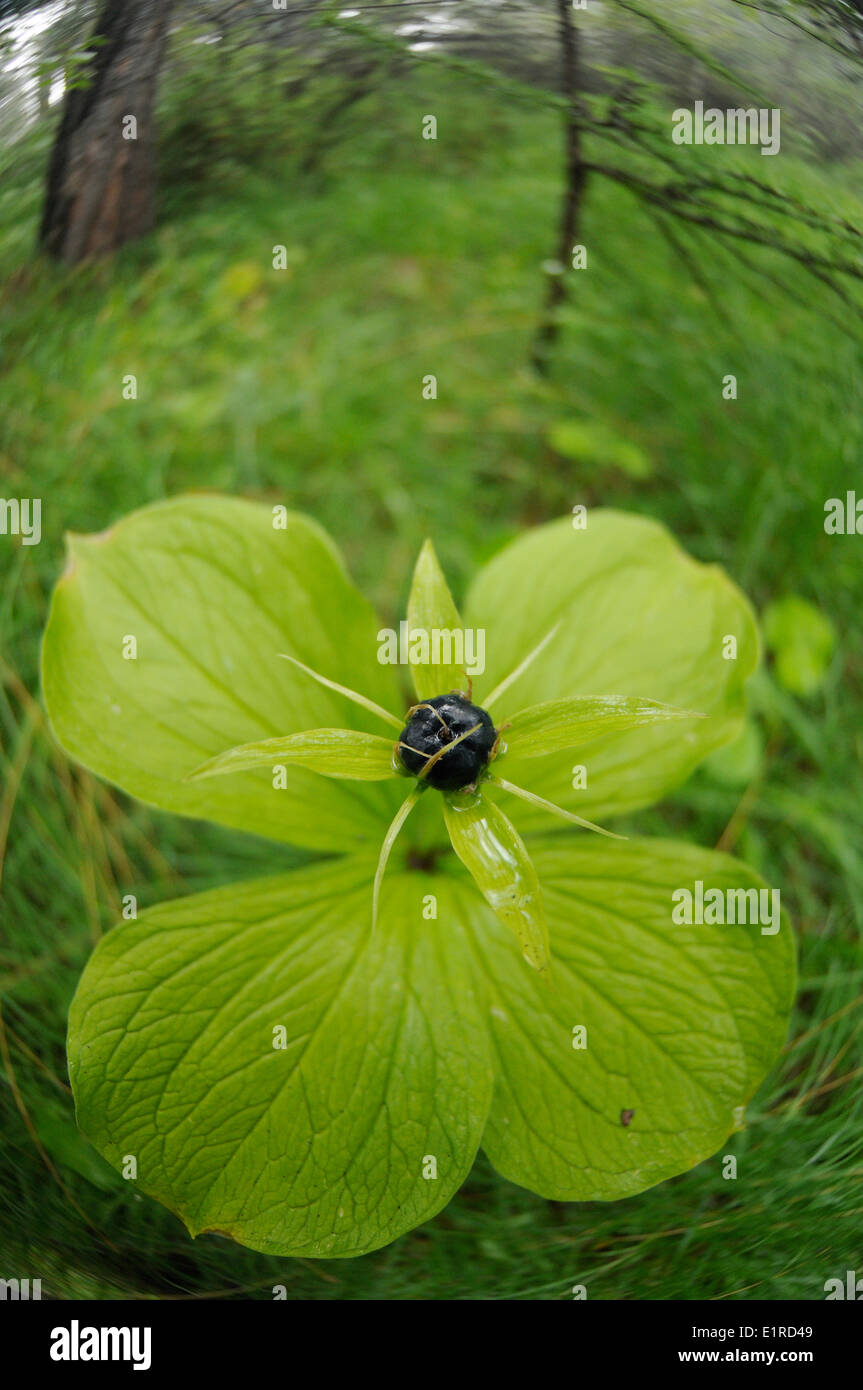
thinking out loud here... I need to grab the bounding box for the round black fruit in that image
[398,693,497,791]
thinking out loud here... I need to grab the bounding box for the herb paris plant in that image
[189,546,701,976]
[42,496,795,1258]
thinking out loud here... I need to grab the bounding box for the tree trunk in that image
[531,0,588,375]
[39,0,175,263]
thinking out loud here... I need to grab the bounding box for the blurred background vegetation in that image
[0,0,861,1299]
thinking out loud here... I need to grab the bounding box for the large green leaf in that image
[443,837,794,1201]
[68,857,493,1258]
[42,496,404,852]
[465,511,759,824]
[68,840,794,1245]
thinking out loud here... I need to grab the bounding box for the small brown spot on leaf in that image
[620,1108,635,1127]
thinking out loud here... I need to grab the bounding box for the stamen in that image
[417,721,482,781]
[406,701,450,733]
[278,652,402,730]
[487,774,626,840]
[482,623,560,711]
[373,785,425,929]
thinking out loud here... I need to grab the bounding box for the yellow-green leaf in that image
[503,694,702,759]
[406,539,471,699]
[466,511,759,823]
[472,836,795,1201]
[67,859,493,1257]
[41,496,404,853]
[189,728,399,782]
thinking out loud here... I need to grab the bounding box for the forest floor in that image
[1,61,862,1299]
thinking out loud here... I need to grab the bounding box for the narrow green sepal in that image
[188,728,399,782]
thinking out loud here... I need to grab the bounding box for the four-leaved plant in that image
[43,496,794,1258]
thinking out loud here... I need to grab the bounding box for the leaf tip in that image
[59,538,79,583]
[524,950,552,982]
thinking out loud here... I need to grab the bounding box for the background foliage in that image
[0,0,861,1298]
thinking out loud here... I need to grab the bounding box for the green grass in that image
[1,55,861,1299]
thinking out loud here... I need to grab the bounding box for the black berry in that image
[398,694,497,791]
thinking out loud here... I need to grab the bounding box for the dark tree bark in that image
[531,0,588,375]
[39,0,175,263]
